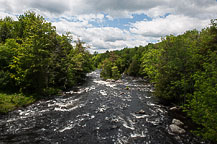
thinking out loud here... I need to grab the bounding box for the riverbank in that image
[167,106,213,144]
[0,92,35,114]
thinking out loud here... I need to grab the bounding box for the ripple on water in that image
[58,113,90,132]
[96,104,110,113]
[130,131,146,138]
[47,97,83,112]
[93,80,116,88]
[100,90,107,96]
[65,86,96,94]
[131,113,149,119]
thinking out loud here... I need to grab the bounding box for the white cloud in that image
[130,15,210,37]
[53,19,149,53]
[1,0,216,19]
[0,11,17,20]
[0,0,216,53]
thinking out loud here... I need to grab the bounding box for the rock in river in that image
[169,124,186,134]
[135,109,146,114]
[172,119,184,126]
[169,106,179,111]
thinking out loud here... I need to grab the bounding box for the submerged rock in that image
[135,109,146,114]
[169,124,186,134]
[111,125,118,129]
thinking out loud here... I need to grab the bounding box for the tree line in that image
[0,11,93,96]
[93,20,217,142]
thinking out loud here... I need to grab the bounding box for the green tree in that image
[0,39,19,91]
[100,58,113,79]
[0,17,14,43]
[112,66,121,80]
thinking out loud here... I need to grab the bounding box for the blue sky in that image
[0,0,217,53]
[89,13,152,30]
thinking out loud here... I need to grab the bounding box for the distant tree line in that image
[93,20,217,142]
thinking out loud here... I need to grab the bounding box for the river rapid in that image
[0,70,205,144]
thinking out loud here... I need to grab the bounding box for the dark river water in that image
[0,70,205,144]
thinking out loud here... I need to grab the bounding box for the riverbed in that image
[0,70,204,143]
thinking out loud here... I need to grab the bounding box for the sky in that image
[0,0,217,53]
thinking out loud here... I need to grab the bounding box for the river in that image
[0,70,205,144]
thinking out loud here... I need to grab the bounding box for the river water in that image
[0,70,205,144]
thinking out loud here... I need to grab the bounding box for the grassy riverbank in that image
[0,92,35,114]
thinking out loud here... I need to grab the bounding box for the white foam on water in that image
[48,97,81,107]
[146,101,156,106]
[59,116,87,132]
[7,106,53,123]
[59,124,76,132]
[81,113,90,117]
[93,80,116,88]
[123,123,135,130]
[157,108,164,113]
[131,113,149,119]
[48,97,84,112]
[96,104,109,113]
[130,131,146,138]
[115,136,129,144]
[7,118,19,123]
[65,86,96,95]
[144,96,151,99]
[86,71,100,77]
[120,103,129,110]
[54,105,79,112]
[146,118,160,125]
[119,116,135,130]
[90,115,95,119]
[100,90,107,96]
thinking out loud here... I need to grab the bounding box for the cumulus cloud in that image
[0,0,216,52]
[29,0,69,15]
[53,19,149,53]
[0,11,17,20]
[1,0,216,19]
[130,15,210,37]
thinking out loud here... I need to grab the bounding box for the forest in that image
[93,19,217,142]
[0,12,93,113]
[0,11,216,142]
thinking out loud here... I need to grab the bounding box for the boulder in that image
[116,80,122,83]
[169,107,179,111]
[169,124,186,134]
[172,119,184,126]
[106,79,112,82]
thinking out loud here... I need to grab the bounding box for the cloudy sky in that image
[0,0,217,53]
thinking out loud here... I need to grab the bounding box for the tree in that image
[112,66,121,80]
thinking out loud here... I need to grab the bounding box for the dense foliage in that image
[0,12,93,97]
[94,20,217,142]
[93,46,145,80]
